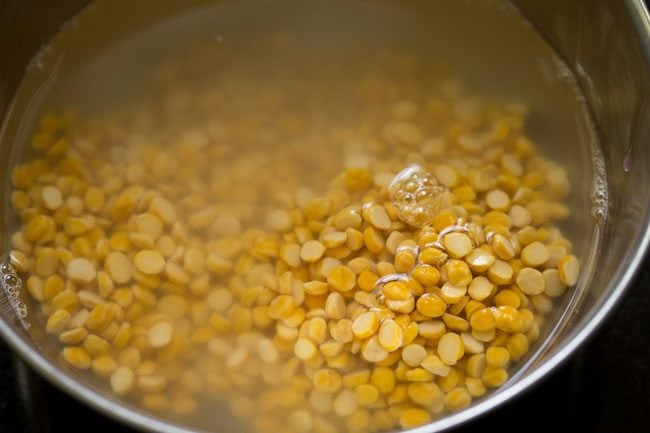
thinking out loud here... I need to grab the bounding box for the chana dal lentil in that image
[3,14,588,433]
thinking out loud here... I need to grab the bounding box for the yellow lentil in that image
[516,267,545,296]
[482,366,509,388]
[485,189,511,211]
[62,347,92,369]
[149,321,173,348]
[399,407,431,429]
[468,276,494,301]
[445,259,473,286]
[111,366,136,395]
[419,247,448,267]
[361,335,389,363]
[486,346,510,368]
[507,333,530,361]
[313,369,343,393]
[444,387,472,411]
[543,269,566,298]
[437,333,464,366]
[59,327,88,345]
[327,265,356,292]
[377,319,403,352]
[465,377,486,398]
[408,381,443,406]
[301,240,326,263]
[401,343,427,367]
[443,233,473,259]
[418,320,446,340]
[440,282,467,304]
[558,254,580,286]
[295,338,318,360]
[355,383,380,406]
[66,258,96,284]
[465,248,495,273]
[363,204,391,230]
[46,309,71,334]
[488,260,514,285]
[135,250,166,275]
[105,251,133,284]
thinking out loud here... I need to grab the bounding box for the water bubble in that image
[404,181,418,192]
[590,145,608,223]
[0,261,29,325]
[3,274,18,287]
[623,149,632,173]
[16,302,28,319]
[403,192,416,203]
[415,189,430,201]
[420,174,435,186]
[592,207,606,221]
[388,164,452,228]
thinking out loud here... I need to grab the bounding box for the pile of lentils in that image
[6,42,579,433]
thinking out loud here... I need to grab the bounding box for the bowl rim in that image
[1,1,650,432]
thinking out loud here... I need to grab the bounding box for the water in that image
[0,0,605,432]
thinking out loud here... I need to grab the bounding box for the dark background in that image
[0,259,648,433]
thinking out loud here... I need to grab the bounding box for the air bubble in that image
[404,181,418,192]
[388,164,452,228]
[0,261,29,326]
[420,174,435,186]
[402,192,416,203]
[3,274,18,286]
[623,149,632,173]
[16,302,28,320]
[592,207,606,221]
[415,189,429,201]
[590,145,608,224]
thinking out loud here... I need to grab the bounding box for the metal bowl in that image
[0,0,649,432]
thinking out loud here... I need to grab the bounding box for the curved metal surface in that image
[0,1,649,432]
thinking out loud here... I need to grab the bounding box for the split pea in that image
[135,250,165,275]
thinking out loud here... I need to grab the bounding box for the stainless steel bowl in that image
[1,1,649,432]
